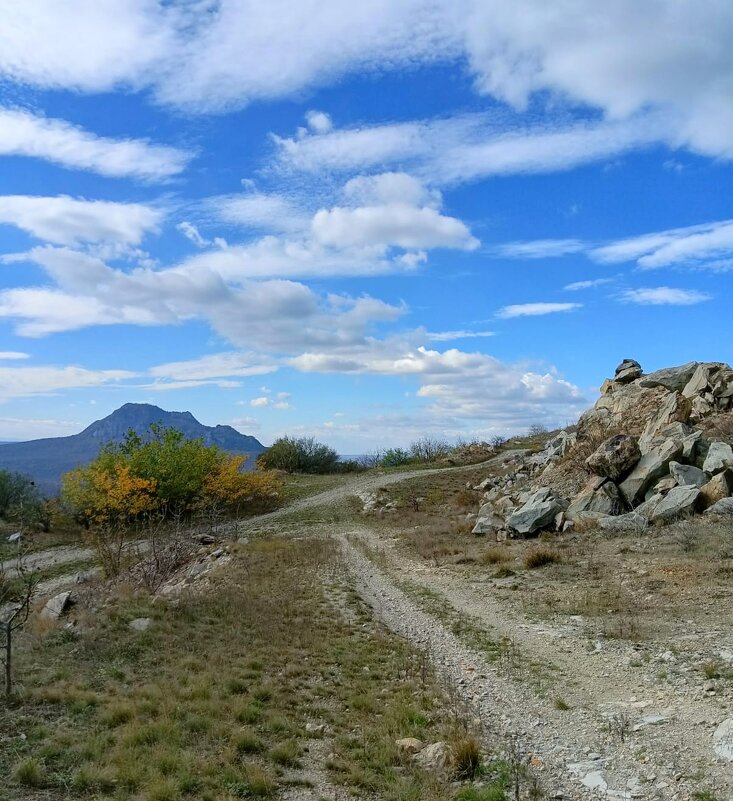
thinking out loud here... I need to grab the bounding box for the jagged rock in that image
[567,477,626,519]
[472,509,505,536]
[638,392,692,452]
[619,439,683,507]
[647,476,677,498]
[636,493,663,519]
[494,496,515,514]
[598,512,649,532]
[681,430,705,461]
[702,441,733,474]
[614,358,642,384]
[699,470,733,509]
[506,488,564,535]
[669,461,706,488]
[713,719,733,761]
[705,497,733,516]
[414,741,451,772]
[40,591,72,621]
[639,362,699,392]
[649,485,700,523]
[586,434,640,481]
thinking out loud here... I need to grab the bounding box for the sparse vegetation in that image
[256,435,340,474]
[523,547,561,569]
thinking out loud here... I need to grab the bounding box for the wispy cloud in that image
[425,330,495,341]
[496,302,582,319]
[620,287,712,306]
[563,277,614,291]
[0,108,191,180]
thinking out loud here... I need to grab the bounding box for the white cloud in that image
[593,219,733,269]
[620,287,712,306]
[291,343,587,432]
[0,108,190,180]
[209,193,308,233]
[425,330,495,341]
[311,204,478,251]
[563,278,614,291]
[0,364,135,402]
[305,110,332,134]
[3,3,733,165]
[149,352,277,382]
[496,302,582,319]
[0,195,163,246]
[0,351,29,360]
[499,239,585,259]
[176,221,209,248]
[274,113,665,186]
[250,396,270,407]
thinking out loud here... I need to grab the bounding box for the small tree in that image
[409,436,451,463]
[0,554,37,701]
[257,436,339,474]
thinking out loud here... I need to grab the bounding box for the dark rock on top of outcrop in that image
[614,359,643,384]
[639,362,700,392]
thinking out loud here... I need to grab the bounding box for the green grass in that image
[1,537,477,801]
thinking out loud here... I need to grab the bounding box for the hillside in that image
[0,403,266,494]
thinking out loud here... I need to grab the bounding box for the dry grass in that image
[523,547,561,569]
[1,537,489,801]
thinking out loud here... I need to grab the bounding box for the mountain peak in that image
[0,403,266,494]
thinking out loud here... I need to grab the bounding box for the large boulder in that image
[705,497,733,516]
[639,362,699,392]
[567,477,626,519]
[703,441,733,474]
[598,512,649,533]
[40,591,73,621]
[506,488,564,535]
[472,506,506,536]
[586,434,640,481]
[614,359,642,384]
[669,461,706,488]
[649,485,700,523]
[699,470,733,509]
[638,392,692,452]
[619,439,683,507]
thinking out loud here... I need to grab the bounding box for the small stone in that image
[40,591,73,621]
[306,722,327,735]
[413,741,451,771]
[128,617,152,632]
[7,532,22,544]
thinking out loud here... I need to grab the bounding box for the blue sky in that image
[1,1,732,450]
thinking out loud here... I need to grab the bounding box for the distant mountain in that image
[0,403,266,495]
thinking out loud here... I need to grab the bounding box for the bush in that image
[0,470,47,529]
[523,547,561,569]
[452,736,482,780]
[62,425,280,527]
[409,436,452,463]
[381,448,412,467]
[256,436,339,474]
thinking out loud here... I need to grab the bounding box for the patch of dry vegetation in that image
[1,537,511,801]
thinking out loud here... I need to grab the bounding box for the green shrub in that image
[256,436,339,474]
[14,757,44,787]
[381,448,412,467]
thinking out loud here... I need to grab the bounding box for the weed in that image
[13,757,44,787]
[482,548,512,565]
[553,696,570,711]
[523,547,561,569]
[452,736,482,780]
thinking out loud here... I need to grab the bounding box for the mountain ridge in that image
[0,403,266,494]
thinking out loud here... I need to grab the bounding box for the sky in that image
[1,1,732,451]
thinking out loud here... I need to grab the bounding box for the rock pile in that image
[472,359,733,538]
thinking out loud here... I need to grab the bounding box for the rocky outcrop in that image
[471,358,733,535]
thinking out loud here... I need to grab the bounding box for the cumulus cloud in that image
[496,302,582,319]
[0,108,190,180]
[620,287,712,306]
[0,195,163,246]
[3,3,733,164]
[250,396,270,407]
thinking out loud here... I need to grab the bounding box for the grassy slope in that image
[1,536,514,801]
